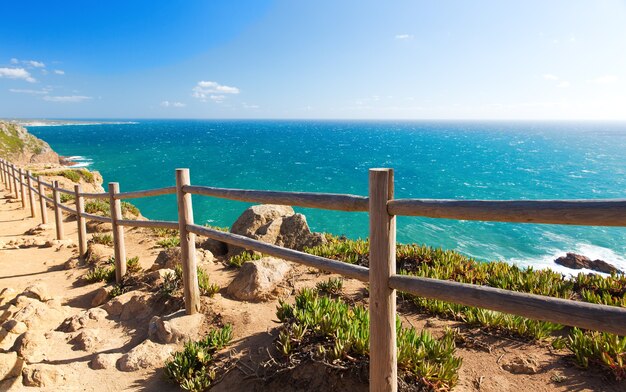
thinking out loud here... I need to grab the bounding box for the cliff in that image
[0,121,60,166]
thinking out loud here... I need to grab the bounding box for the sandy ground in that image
[0,180,622,391]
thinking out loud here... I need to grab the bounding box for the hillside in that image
[0,121,59,166]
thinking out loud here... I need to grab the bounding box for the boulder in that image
[90,353,121,370]
[2,320,27,335]
[16,331,49,363]
[148,311,205,344]
[151,248,214,270]
[198,237,228,256]
[0,288,18,306]
[86,243,114,264]
[22,364,66,387]
[22,283,52,302]
[0,352,23,381]
[86,221,113,233]
[58,308,107,332]
[117,339,173,372]
[145,268,175,285]
[11,297,65,331]
[555,253,622,274]
[227,257,291,302]
[102,291,151,320]
[231,204,295,237]
[71,329,102,352]
[91,286,112,307]
[43,238,73,248]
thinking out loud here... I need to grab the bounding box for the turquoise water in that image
[27,120,626,272]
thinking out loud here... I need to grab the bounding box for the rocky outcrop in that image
[22,364,66,387]
[117,339,173,372]
[148,311,205,344]
[228,204,325,255]
[0,121,60,165]
[150,247,214,270]
[554,253,622,274]
[227,257,291,302]
[0,352,23,381]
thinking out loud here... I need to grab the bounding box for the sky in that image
[1,0,625,120]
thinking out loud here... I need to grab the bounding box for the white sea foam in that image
[64,156,93,168]
[19,120,138,127]
[510,243,626,277]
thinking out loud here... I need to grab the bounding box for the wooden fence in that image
[1,157,626,392]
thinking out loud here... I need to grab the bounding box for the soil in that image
[0,183,623,391]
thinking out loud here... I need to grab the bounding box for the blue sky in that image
[1,0,625,120]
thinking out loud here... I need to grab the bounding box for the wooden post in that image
[176,168,200,315]
[37,176,49,224]
[52,180,64,240]
[19,168,26,209]
[75,184,88,261]
[6,162,13,193]
[369,168,397,392]
[109,183,127,282]
[12,165,19,199]
[0,160,5,188]
[27,170,36,217]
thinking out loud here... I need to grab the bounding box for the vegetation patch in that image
[315,277,343,296]
[160,265,219,298]
[275,289,462,391]
[60,193,75,203]
[84,199,140,218]
[227,252,261,268]
[33,168,95,184]
[165,325,233,391]
[157,236,180,249]
[90,233,114,247]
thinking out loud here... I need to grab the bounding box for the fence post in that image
[7,162,13,193]
[109,182,127,282]
[369,168,397,392]
[176,168,200,315]
[26,171,36,218]
[74,184,88,261]
[52,180,64,240]
[19,168,26,209]
[37,176,49,225]
[12,165,19,199]
[0,160,5,188]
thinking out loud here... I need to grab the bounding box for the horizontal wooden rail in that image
[187,224,370,281]
[80,212,113,223]
[389,274,626,336]
[57,203,77,215]
[40,195,54,204]
[56,187,75,196]
[38,180,53,188]
[80,192,109,199]
[113,186,176,199]
[117,218,179,229]
[388,199,626,226]
[184,185,369,212]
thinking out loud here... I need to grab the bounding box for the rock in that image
[86,243,114,264]
[87,307,108,321]
[501,355,540,374]
[24,224,49,236]
[151,248,214,270]
[90,353,121,370]
[22,283,52,302]
[58,308,107,332]
[71,329,102,351]
[145,268,175,285]
[2,320,27,335]
[0,288,18,306]
[227,257,291,302]
[11,297,65,331]
[22,364,65,387]
[148,311,205,344]
[231,204,295,237]
[554,253,622,274]
[43,238,73,248]
[91,286,111,307]
[16,331,48,363]
[117,339,173,372]
[64,258,80,270]
[0,352,23,381]
[197,237,228,256]
[86,221,113,233]
[102,291,151,320]
[0,305,17,323]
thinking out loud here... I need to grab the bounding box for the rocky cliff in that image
[0,121,60,166]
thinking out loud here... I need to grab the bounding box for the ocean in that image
[26,120,626,273]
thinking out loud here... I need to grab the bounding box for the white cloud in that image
[242,102,259,109]
[54,69,65,75]
[557,81,570,88]
[192,80,240,101]
[10,58,19,64]
[395,34,413,40]
[27,60,45,68]
[0,67,36,83]
[161,100,186,107]
[588,75,619,84]
[9,88,50,95]
[542,74,559,81]
[43,95,92,103]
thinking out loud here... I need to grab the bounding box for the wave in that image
[64,155,93,168]
[509,243,626,277]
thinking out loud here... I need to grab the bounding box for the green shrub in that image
[162,265,218,297]
[277,289,462,390]
[60,193,75,203]
[126,256,142,274]
[84,199,140,218]
[90,233,113,246]
[160,270,181,298]
[566,328,626,380]
[198,267,219,297]
[164,325,233,391]
[227,252,261,268]
[315,277,343,295]
[157,236,180,249]
[84,266,115,283]
[152,227,179,237]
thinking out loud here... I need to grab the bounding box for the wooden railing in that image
[1,157,626,392]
